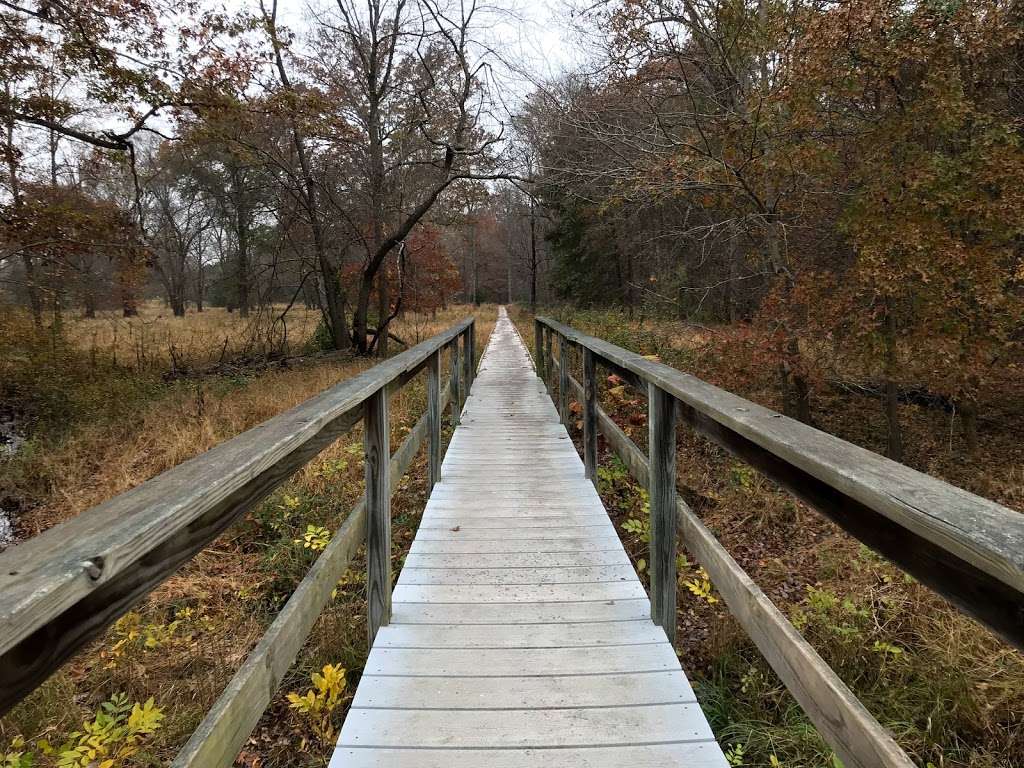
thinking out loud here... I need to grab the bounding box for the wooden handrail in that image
[0,317,475,717]
[548,354,913,768]
[172,381,453,767]
[536,316,1024,651]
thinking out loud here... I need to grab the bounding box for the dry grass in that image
[0,303,498,767]
[63,301,324,372]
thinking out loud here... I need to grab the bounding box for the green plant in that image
[2,738,35,768]
[725,742,746,765]
[296,524,331,551]
[622,515,651,543]
[19,694,166,768]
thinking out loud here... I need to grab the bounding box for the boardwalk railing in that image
[0,317,476,765]
[535,315,1024,768]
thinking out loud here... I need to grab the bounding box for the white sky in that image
[265,0,582,99]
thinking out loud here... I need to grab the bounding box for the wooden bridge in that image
[330,309,725,766]
[2,307,1023,768]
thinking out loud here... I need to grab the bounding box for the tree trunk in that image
[529,208,538,310]
[235,197,250,318]
[377,263,389,358]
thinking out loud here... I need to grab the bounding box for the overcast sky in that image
[264,0,582,96]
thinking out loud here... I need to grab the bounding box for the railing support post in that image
[364,387,391,647]
[543,327,553,394]
[449,339,461,427]
[648,384,677,647]
[427,350,441,493]
[468,321,476,388]
[535,320,545,381]
[463,328,473,403]
[558,335,569,424]
[583,348,598,484]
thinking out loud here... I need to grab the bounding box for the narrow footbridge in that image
[2,309,1022,768]
[331,310,725,766]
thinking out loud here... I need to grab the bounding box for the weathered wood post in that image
[583,348,598,484]
[364,387,391,647]
[558,335,569,424]
[468,320,476,388]
[648,384,677,647]
[463,327,473,402]
[535,320,545,381]
[449,338,461,427]
[427,350,441,493]
[543,326,553,394]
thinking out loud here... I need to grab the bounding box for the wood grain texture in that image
[583,347,598,484]
[558,333,569,424]
[538,316,1024,650]
[332,308,726,767]
[365,387,392,647]
[0,318,471,716]
[426,350,441,493]
[648,383,678,647]
[534,319,545,381]
[449,337,461,427]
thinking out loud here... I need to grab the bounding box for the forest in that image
[1,0,1023,766]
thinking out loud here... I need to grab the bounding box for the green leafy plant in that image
[18,694,166,768]
[622,515,651,543]
[296,524,331,551]
[725,742,746,765]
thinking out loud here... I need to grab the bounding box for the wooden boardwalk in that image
[331,309,727,767]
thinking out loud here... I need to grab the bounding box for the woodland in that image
[1,0,1023,767]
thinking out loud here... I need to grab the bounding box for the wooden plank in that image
[408,537,623,554]
[539,316,1024,650]
[449,337,461,427]
[583,347,598,484]
[390,599,652,624]
[391,582,648,603]
[338,704,713,748]
[401,551,631,569]
[365,387,392,647]
[396,564,637,585]
[648,383,678,648]
[426,350,441,493]
[418,514,610,528]
[371,620,669,648]
[534,319,545,381]
[543,325,553,394]
[362,644,681,676]
[351,669,693,708]
[413,525,614,540]
[558,333,569,423]
[0,317,471,716]
[330,743,728,768]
